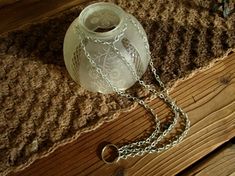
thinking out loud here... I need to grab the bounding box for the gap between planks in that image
[180,140,235,176]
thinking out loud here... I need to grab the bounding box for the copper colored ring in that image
[101,144,120,164]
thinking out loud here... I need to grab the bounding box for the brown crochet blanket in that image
[0,0,234,175]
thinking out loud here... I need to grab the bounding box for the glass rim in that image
[78,2,126,38]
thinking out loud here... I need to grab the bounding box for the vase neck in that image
[77,2,126,40]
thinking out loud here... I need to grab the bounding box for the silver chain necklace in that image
[75,15,190,164]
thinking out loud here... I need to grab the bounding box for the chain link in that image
[75,15,190,161]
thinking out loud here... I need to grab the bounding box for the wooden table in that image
[8,53,234,176]
[1,1,235,175]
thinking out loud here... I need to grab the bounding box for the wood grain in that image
[10,53,235,176]
[0,0,90,34]
[181,141,235,176]
[0,0,20,8]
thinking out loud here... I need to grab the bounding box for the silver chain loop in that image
[75,15,190,162]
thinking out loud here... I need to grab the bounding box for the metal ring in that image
[101,144,120,164]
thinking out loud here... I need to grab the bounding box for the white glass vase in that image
[63,2,150,93]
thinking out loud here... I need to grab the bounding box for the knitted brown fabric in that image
[0,0,234,175]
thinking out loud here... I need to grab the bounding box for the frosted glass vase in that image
[63,2,150,94]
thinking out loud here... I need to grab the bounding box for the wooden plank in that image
[180,141,235,176]
[0,0,90,34]
[10,53,235,176]
[0,0,20,8]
